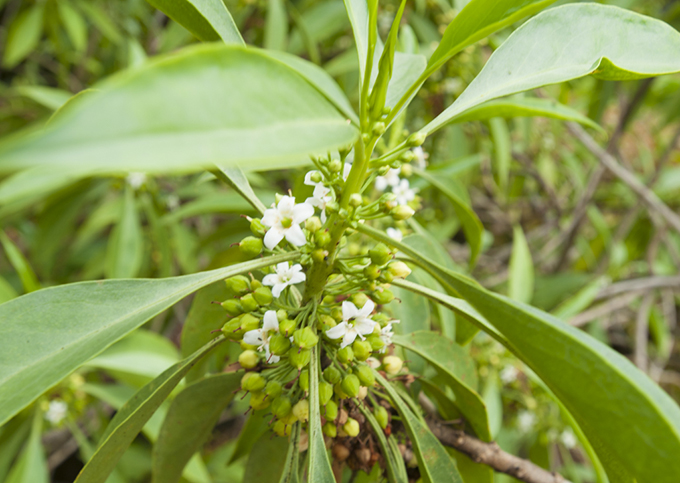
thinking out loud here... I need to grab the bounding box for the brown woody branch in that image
[427,418,572,483]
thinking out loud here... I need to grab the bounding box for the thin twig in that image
[594,276,680,300]
[569,292,642,327]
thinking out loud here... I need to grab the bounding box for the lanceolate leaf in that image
[308,347,335,482]
[75,338,223,483]
[393,332,491,442]
[0,251,298,426]
[341,0,370,80]
[105,186,143,279]
[424,4,680,135]
[444,97,604,132]
[357,404,407,483]
[374,371,463,483]
[358,224,680,483]
[243,432,290,482]
[152,372,242,483]
[211,165,267,215]
[508,225,533,304]
[145,0,243,44]
[0,230,40,293]
[427,0,557,73]
[0,45,358,176]
[5,409,48,483]
[413,168,483,267]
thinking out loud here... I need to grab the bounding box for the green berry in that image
[341,374,361,398]
[292,399,310,422]
[299,370,309,392]
[271,396,292,418]
[240,293,259,312]
[319,381,333,406]
[279,318,296,336]
[221,299,243,316]
[350,293,369,309]
[337,346,354,364]
[240,313,260,332]
[371,289,394,305]
[293,327,319,349]
[323,366,342,385]
[250,391,270,410]
[239,350,258,369]
[221,317,244,340]
[408,131,426,147]
[374,406,389,429]
[343,418,360,437]
[315,230,331,247]
[323,421,337,438]
[240,236,263,259]
[367,335,385,352]
[369,243,392,266]
[225,275,250,296]
[325,400,338,421]
[354,365,375,387]
[289,348,311,369]
[334,382,349,399]
[265,381,282,399]
[305,216,322,233]
[252,286,273,305]
[273,420,291,437]
[250,218,267,237]
[364,264,381,280]
[243,373,266,392]
[269,334,291,356]
[352,340,372,361]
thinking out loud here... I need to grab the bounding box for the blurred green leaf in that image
[0,230,40,293]
[105,187,143,279]
[264,0,287,50]
[5,409,48,483]
[58,1,88,52]
[3,5,44,68]
[15,86,71,111]
[508,225,534,304]
[243,432,289,482]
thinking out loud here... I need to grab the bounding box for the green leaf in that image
[508,225,533,304]
[0,274,18,304]
[384,53,426,120]
[77,3,122,44]
[374,371,463,483]
[5,409,48,483]
[0,45,358,177]
[152,372,242,483]
[58,1,88,52]
[427,0,557,73]
[212,166,267,215]
[2,5,44,68]
[413,168,483,267]
[481,371,502,438]
[228,410,269,464]
[75,338,223,483]
[15,86,72,111]
[424,4,680,135]
[264,0,287,50]
[393,332,491,442]
[146,0,243,44]
[307,346,334,482]
[551,276,609,321]
[363,224,680,483]
[488,117,511,193]
[0,251,298,426]
[243,432,290,482]
[342,0,370,81]
[445,97,604,132]
[105,187,143,279]
[0,230,40,293]
[357,403,407,483]
[0,414,31,482]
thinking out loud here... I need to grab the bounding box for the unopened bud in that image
[252,286,273,305]
[371,288,395,305]
[369,243,392,266]
[293,327,319,349]
[357,386,368,399]
[341,374,361,398]
[391,205,415,220]
[343,418,360,437]
[329,159,342,173]
[250,218,267,237]
[269,334,291,356]
[400,151,415,163]
[239,350,258,369]
[352,340,372,361]
[315,230,331,247]
[351,293,369,308]
[387,261,411,279]
[408,131,427,147]
[383,355,403,375]
[239,236,263,259]
[240,293,259,312]
[364,264,381,280]
[349,193,363,207]
[305,216,322,233]
[292,399,310,422]
[400,164,413,177]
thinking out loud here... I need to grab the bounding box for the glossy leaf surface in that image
[0,252,297,426]
[307,347,335,482]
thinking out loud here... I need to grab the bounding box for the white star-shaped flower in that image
[263,262,306,298]
[243,310,280,364]
[412,147,429,169]
[305,183,333,222]
[378,320,400,352]
[386,227,403,242]
[326,300,378,349]
[375,167,401,192]
[261,196,314,250]
[392,179,417,206]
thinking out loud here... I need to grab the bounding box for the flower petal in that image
[275,262,290,273]
[342,301,358,321]
[292,202,314,224]
[284,224,307,247]
[263,310,279,332]
[261,208,279,227]
[326,322,348,340]
[262,273,279,287]
[356,319,378,335]
[341,329,358,349]
[264,227,285,250]
[243,329,263,347]
[271,283,285,298]
[358,299,375,318]
[290,272,306,284]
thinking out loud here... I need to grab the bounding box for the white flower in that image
[386,227,403,242]
[45,400,68,425]
[517,411,535,433]
[560,429,577,449]
[500,366,518,384]
[126,172,146,189]
[305,183,333,223]
[343,162,352,181]
[378,320,400,352]
[412,147,429,169]
[374,167,401,192]
[325,300,378,349]
[261,196,314,250]
[243,310,280,364]
[392,179,417,206]
[366,357,381,369]
[263,262,306,298]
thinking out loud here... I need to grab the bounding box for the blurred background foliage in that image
[0,0,679,482]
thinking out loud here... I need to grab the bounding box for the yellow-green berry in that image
[240,293,259,312]
[323,366,342,385]
[272,396,292,418]
[299,370,309,392]
[250,218,267,237]
[337,346,354,364]
[292,399,309,422]
[250,391,271,410]
[252,286,273,305]
[265,381,282,399]
[341,374,361,398]
[293,327,319,349]
[243,373,266,392]
[343,418,360,437]
[289,348,311,369]
[325,400,338,420]
[225,275,250,296]
[239,236,263,259]
[323,421,337,438]
[387,261,411,279]
[391,205,415,220]
[383,355,403,375]
[352,340,372,361]
[269,334,291,356]
[354,365,375,387]
[374,406,389,429]
[221,299,243,316]
[239,350,259,369]
[319,381,333,406]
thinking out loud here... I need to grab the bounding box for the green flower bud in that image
[338,208,349,219]
[243,373,266,392]
[221,299,243,316]
[369,243,392,266]
[349,193,363,207]
[390,160,402,170]
[400,151,415,163]
[343,418,360,437]
[319,381,334,406]
[265,380,282,399]
[341,374,361,398]
[250,391,270,410]
[250,279,262,290]
[318,314,336,331]
[289,348,311,369]
[383,355,403,375]
[325,200,339,214]
[371,289,394,305]
[354,365,375,387]
[331,307,343,322]
[239,236,263,259]
[252,286,273,305]
[334,382,349,399]
[273,420,291,437]
[305,216,322,233]
[325,400,339,421]
[299,370,309,392]
[323,366,342,385]
[337,346,354,364]
[350,293,369,308]
[408,131,427,147]
[276,309,288,321]
[364,264,381,280]
[271,396,292,418]
[380,271,394,283]
[312,249,328,263]
[387,261,411,279]
[240,313,261,332]
[310,171,323,183]
[400,164,413,177]
[240,340,257,351]
[372,122,386,136]
[374,406,389,429]
[352,340,372,361]
[222,316,244,340]
[323,421,337,438]
[239,350,259,369]
[250,218,267,237]
[240,293,259,312]
[279,318,296,336]
[293,327,319,349]
[225,275,250,296]
[391,205,415,221]
[367,335,385,352]
[292,399,310,422]
[315,230,331,247]
[329,159,342,173]
[269,333,291,356]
